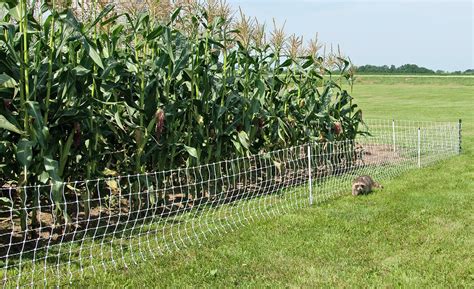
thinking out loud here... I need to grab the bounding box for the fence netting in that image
[0,119,461,287]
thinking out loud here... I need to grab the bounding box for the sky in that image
[226,0,473,72]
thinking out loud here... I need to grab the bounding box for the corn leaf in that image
[0,73,17,88]
[16,139,34,168]
[184,145,199,159]
[0,115,24,135]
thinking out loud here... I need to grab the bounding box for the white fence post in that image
[417,127,421,168]
[458,119,462,154]
[392,119,396,152]
[307,144,313,206]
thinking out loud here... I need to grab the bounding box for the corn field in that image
[0,0,363,232]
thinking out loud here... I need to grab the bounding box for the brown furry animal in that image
[352,175,383,196]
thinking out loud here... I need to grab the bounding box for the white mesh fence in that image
[0,119,461,287]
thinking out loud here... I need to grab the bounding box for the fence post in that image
[417,127,421,168]
[392,119,396,152]
[307,144,313,206]
[458,119,462,154]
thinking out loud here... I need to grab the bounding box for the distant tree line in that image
[355,64,474,75]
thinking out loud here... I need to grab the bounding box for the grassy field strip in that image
[355,75,474,86]
[358,74,474,78]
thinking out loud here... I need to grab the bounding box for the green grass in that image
[11,76,474,287]
[355,74,474,86]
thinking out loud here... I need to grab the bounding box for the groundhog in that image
[352,175,383,196]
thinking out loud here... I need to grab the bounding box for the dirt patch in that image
[361,144,408,166]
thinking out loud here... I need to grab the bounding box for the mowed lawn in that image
[82,76,474,287]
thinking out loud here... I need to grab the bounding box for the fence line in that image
[0,119,461,287]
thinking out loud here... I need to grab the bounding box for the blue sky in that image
[226,0,473,72]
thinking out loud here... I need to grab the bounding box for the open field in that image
[353,75,474,141]
[357,74,474,78]
[68,76,473,287]
[355,74,474,86]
